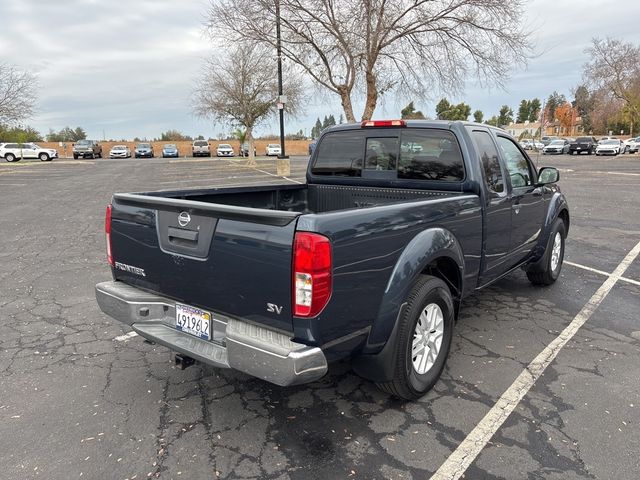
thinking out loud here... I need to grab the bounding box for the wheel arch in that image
[352,227,463,382]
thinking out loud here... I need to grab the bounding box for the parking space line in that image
[566,260,640,286]
[431,239,640,480]
[254,167,304,184]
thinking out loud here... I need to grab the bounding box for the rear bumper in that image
[95,281,327,386]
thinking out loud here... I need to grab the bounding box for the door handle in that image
[168,227,198,242]
[512,203,521,214]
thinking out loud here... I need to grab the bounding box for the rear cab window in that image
[311,127,465,182]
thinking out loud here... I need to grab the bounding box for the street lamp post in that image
[275,0,288,160]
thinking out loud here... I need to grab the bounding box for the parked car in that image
[96,119,569,400]
[0,142,58,162]
[73,140,102,159]
[542,139,570,155]
[265,144,281,156]
[240,142,256,157]
[109,145,131,158]
[134,143,154,158]
[162,144,179,158]
[568,136,598,155]
[595,139,624,155]
[192,140,211,157]
[622,137,640,153]
[519,139,533,150]
[626,137,640,153]
[216,144,234,157]
[540,136,559,146]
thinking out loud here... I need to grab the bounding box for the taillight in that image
[105,204,114,266]
[293,232,332,317]
[361,119,406,128]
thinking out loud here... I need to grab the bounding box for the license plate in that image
[176,303,211,340]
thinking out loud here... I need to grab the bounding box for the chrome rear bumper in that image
[95,281,327,386]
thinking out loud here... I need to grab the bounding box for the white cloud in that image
[1,0,639,139]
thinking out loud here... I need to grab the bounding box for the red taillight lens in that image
[105,204,114,266]
[361,119,406,128]
[293,232,332,317]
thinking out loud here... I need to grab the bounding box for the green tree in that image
[497,105,514,126]
[436,98,471,120]
[516,100,529,123]
[473,110,484,123]
[311,117,322,138]
[160,129,190,141]
[528,98,541,122]
[401,101,426,119]
[544,91,567,121]
[0,124,42,142]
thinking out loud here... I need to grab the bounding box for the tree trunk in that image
[338,86,356,123]
[244,126,256,167]
[361,70,378,121]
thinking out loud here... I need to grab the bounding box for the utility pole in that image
[275,0,287,160]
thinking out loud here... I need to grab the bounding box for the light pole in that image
[275,0,288,160]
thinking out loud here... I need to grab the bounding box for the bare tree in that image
[193,44,303,166]
[0,63,38,125]
[207,0,531,122]
[583,38,640,136]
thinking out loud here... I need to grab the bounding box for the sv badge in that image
[267,303,283,315]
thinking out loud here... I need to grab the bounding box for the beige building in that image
[505,121,541,139]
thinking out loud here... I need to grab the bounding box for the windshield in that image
[137,143,151,148]
[76,140,90,145]
[602,139,618,145]
[268,144,280,148]
[164,144,176,149]
[576,137,591,142]
[112,146,125,150]
[194,141,208,146]
[549,140,564,145]
[218,144,231,148]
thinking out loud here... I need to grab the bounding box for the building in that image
[505,121,541,139]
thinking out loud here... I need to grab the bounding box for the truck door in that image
[470,129,513,284]
[495,135,546,263]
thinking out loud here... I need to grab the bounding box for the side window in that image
[496,136,534,187]
[471,130,504,194]
[398,130,464,181]
[312,130,365,176]
[364,137,398,171]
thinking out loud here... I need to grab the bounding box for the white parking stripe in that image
[431,239,640,480]
[114,331,138,342]
[566,260,640,287]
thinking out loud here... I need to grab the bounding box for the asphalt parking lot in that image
[0,152,639,480]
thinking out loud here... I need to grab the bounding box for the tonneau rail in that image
[113,193,301,226]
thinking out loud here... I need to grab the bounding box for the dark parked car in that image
[308,139,318,155]
[73,140,102,159]
[134,143,154,158]
[240,142,256,157]
[96,120,569,400]
[568,136,598,155]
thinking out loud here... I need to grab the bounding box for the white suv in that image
[192,140,211,157]
[0,142,58,162]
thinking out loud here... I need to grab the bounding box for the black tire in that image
[376,275,454,400]
[39,153,50,162]
[624,146,630,154]
[73,154,78,159]
[527,218,566,286]
[5,153,16,162]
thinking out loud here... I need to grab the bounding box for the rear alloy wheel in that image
[39,153,50,161]
[377,275,454,400]
[5,153,17,162]
[527,218,566,286]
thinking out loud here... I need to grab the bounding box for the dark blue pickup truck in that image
[96,120,569,400]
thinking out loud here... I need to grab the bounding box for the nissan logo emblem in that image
[178,211,191,227]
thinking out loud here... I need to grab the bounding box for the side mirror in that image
[538,167,559,185]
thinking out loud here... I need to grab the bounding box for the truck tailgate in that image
[109,193,300,333]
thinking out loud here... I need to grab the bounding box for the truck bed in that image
[127,183,463,215]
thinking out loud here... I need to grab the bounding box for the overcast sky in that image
[2,0,639,140]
